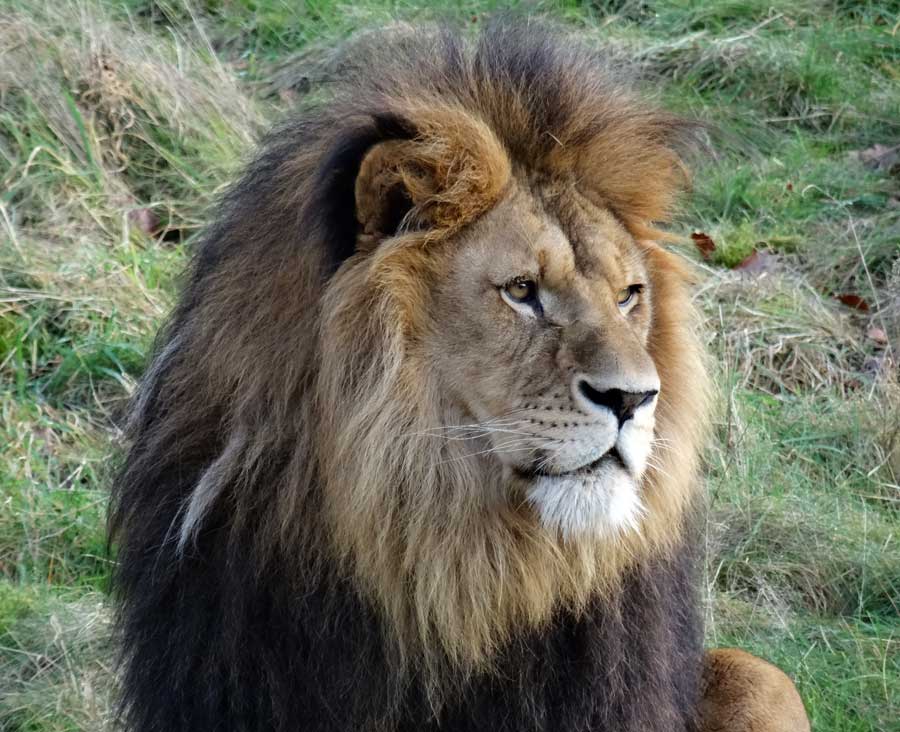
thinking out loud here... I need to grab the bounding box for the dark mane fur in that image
[110,18,705,732]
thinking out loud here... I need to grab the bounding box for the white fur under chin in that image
[526,462,645,541]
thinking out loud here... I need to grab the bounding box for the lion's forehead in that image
[458,184,647,297]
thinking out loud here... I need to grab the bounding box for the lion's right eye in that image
[500,278,542,317]
[505,279,537,303]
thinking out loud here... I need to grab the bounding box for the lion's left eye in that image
[617,284,643,308]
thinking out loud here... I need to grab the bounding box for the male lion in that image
[110,21,810,732]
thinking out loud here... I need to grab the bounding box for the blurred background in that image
[0,1,897,729]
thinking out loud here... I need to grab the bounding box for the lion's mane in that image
[111,20,710,732]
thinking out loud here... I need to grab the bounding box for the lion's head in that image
[116,21,709,681]
[362,185,667,540]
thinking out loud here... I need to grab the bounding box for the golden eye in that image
[617,285,642,308]
[504,279,537,303]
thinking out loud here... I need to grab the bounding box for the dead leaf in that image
[786,182,794,191]
[867,326,889,346]
[734,249,780,275]
[127,207,161,236]
[836,294,870,311]
[690,231,716,259]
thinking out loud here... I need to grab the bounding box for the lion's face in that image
[428,185,661,539]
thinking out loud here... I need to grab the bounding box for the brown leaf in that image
[690,231,716,259]
[786,182,794,191]
[867,327,889,346]
[734,249,780,275]
[836,294,870,311]
[127,207,161,236]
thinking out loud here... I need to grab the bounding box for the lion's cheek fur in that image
[625,243,709,546]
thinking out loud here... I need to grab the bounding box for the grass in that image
[0,1,897,730]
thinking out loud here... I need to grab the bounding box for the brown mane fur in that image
[113,20,710,705]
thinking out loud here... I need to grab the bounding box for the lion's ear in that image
[354,113,511,249]
[354,140,434,247]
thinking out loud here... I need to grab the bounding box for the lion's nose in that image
[575,380,658,426]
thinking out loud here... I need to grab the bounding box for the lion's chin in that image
[524,460,645,541]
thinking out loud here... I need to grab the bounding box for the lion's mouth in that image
[514,447,626,481]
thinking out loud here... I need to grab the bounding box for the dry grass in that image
[700,267,868,394]
[0,589,114,731]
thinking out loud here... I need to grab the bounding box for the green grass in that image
[1,1,898,729]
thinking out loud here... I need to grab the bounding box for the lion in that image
[109,20,810,732]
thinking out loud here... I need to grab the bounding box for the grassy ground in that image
[0,1,897,730]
